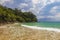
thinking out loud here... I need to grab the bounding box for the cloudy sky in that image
[0,0,60,21]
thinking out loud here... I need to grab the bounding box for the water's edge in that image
[24,22,60,28]
[21,24,60,32]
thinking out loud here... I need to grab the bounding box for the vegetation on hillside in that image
[0,5,37,23]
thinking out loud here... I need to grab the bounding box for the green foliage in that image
[0,5,37,23]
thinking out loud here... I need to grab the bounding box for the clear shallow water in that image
[24,22,60,29]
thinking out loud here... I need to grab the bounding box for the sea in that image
[24,22,60,29]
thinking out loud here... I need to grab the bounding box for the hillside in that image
[0,5,37,23]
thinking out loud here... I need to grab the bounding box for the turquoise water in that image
[24,22,60,28]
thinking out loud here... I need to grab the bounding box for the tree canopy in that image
[0,5,37,23]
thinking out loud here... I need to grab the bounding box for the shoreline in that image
[0,23,60,40]
[21,24,60,32]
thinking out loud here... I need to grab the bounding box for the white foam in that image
[21,24,60,32]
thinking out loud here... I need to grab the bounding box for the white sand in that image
[21,24,60,32]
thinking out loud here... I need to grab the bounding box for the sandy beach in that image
[0,23,60,40]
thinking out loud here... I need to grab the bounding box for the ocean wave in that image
[21,24,60,32]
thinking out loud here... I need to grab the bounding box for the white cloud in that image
[27,0,60,20]
[48,14,60,21]
[18,3,28,9]
[30,0,56,15]
[17,0,60,21]
[18,0,60,15]
[0,0,14,5]
[55,13,60,18]
[38,14,60,21]
[25,0,31,2]
[40,5,60,21]
[37,16,46,19]
[31,0,60,10]
[32,0,40,4]
[21,9,26,12]
[40,13,60,21]
[50,6,60,15]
